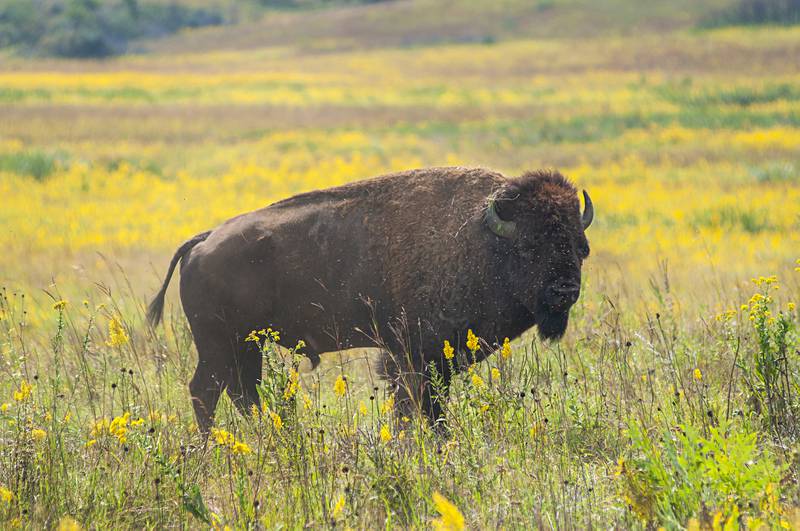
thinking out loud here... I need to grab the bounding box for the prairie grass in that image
[0,5,799,528]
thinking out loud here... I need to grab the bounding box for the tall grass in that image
[0,265,797,528]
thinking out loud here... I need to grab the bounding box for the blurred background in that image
[0,0,798,322]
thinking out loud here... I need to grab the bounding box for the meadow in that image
[0,2,799,528]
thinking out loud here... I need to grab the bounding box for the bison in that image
[147,166,593,431]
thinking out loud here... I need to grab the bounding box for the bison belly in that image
[179,207,386,356]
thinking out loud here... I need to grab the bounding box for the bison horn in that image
[485,198,516,238]
[581,190,594,230]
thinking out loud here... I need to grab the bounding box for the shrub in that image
[0,150,64,181]
[738,276,799,438]
[701,0,800,27]
[617,421,789,528]
[0,0,224,58]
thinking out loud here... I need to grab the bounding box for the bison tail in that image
[146,230,212,328]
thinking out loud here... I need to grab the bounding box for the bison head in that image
[485,170,593,340]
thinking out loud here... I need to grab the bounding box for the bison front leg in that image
[392,360,451,429]
[227,338,262,417]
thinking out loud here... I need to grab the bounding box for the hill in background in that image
[7,0,799,59]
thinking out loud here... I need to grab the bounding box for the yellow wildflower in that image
[716,309,736,322]
[244,330,260,342]
[333,375,347,397]
[381,394,395,415]
[500,337,511,359]
[57,517,83,531]
[130,418,144,427]
[752,275,778,287]
[85,439,97,448]
[399,430,406,440]
[358,400,368,416]
[471,373,485,389]
[0,403,9,413]
[109,412,130,444]
[302,392,313,410]
[211,428,235,447]
[795,259,800,272]
[91,418,109,438]
[232,441,252,455]
[789,302,796,312]
[380,424,392,443]
[269,410,283,431]
[443,340,454,360]
[693,368,703,381]
[614,457,626,477]
[0,486,14,503]
[13,380,32,402]
[251,404,260,420]
[106,315,129,347]
[431,492,465,531]
[466,329,480,352]
[332,495,345,518]
[283,368,300,400]
[52,300,68,311]
[211,427,251,453]
[31,428,47,441]
[491,367,501,381]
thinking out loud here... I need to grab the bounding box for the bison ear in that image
[485,190,517,239]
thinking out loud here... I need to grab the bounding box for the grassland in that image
[0,1,799,528]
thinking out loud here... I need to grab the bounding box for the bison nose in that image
[549,282,580,307]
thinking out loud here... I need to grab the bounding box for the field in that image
[1,1,800,528]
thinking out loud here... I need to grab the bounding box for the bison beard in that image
[146,166,593,433]
[535,309,570,340]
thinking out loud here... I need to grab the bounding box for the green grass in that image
[0,271,797,529]
[657,82,800,107]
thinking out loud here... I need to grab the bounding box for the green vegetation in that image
[702,0,800,27]
[0,272,797,528]
[0,150,64,181]
[0,0,223,57]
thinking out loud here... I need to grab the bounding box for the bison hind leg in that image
[186,321,241,434]
[189,341,231,434]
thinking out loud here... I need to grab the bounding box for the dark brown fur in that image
[147,167,591,431]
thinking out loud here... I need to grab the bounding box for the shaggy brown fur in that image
[147,166,592,431]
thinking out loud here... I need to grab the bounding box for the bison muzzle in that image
[147,167,593,432]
